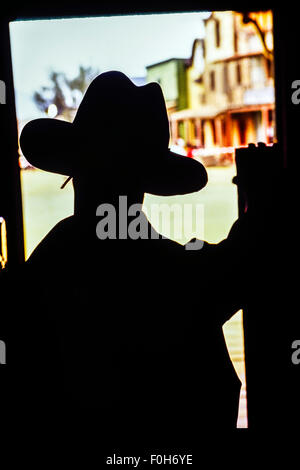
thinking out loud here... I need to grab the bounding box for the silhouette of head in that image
[20,71,207,197]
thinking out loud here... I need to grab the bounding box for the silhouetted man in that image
[12,71,249,445]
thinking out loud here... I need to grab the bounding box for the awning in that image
[169,105,225,121]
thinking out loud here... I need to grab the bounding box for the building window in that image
[251,57,265,86]
[234,30,238,54]
[210,70,216,91]
[236,63,242,85]
[215,19,221,48]
[266,58,273,79]
[223,64,229,93]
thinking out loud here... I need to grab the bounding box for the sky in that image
[9,12,211,121]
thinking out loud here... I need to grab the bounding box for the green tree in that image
[33,65,99,120]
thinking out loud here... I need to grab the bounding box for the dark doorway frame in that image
[0,3,296,431]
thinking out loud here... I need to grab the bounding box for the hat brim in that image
[20,118,208,196]
[20,118,79,176]
[143,150,208,196]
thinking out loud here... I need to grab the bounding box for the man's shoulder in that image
[26,216,78,266]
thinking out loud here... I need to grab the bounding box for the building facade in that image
[146,58,189,115]
[148,11,275,163]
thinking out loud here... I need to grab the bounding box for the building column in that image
[184,120,189,144]
[203,120,215,148]
[215,117,223,147]
[170,119,178,143]
[225,113,232,147]
[195,118,202,147]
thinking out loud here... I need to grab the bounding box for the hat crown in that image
[73,71,170,153]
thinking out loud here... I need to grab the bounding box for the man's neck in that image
[74,192,145,218]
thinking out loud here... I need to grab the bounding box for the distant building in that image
[148,11,275,162]
[146,58,189,115]
[175,11,274,151]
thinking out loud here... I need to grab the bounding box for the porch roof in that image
[169,102,275,121]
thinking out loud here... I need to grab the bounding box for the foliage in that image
[33,65,99,119]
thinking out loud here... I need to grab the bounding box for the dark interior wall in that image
[0,18,24,267]
[3,2,273,21]
[1,2,299,434]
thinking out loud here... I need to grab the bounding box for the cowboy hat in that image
[20,71,207,196]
